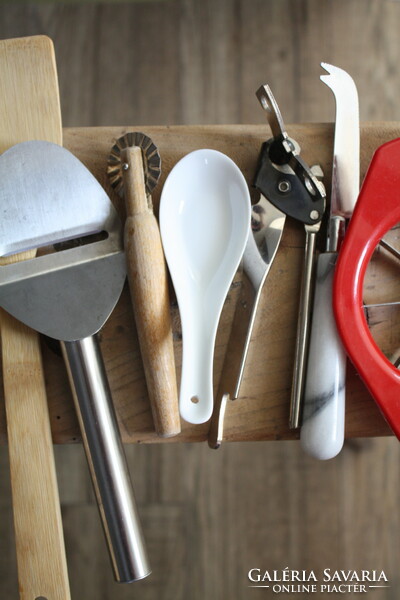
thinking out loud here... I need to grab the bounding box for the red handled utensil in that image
[334,137,400,438]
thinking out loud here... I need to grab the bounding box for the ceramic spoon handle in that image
[61,335,150,583]
[300,252,346,459]
[122,146,180,438]
[179,311,215,424]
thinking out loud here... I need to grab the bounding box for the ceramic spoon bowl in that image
[160,149,251,424]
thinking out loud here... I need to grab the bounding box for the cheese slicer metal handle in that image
[62,337,150,583]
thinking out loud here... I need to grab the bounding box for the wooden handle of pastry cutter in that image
[121,146,181,437]
[0,35,71,599]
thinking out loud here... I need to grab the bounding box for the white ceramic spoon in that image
[160,149,251,424]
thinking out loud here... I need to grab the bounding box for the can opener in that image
[208,85,325,448]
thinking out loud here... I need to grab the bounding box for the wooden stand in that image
[0,35,71,600]
[1,122,399,445]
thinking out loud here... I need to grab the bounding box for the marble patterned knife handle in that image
[300,252,346,459]
[300,63,359,460]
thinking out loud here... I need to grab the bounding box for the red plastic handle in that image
[334,138,400,439]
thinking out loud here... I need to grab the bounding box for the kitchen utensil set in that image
[1,33,399,595]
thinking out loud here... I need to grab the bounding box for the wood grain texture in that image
[121,146,181,437]
[50,438,400,599]
[0,36,71,599]
[0,122,395,445]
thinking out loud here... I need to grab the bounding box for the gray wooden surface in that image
[1,1,400,599]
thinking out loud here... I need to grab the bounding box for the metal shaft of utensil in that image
[61,336,150,583]
[208,197,286,448]
[289,224,319,429]
[379,238,400,260]
[209,269,264,449]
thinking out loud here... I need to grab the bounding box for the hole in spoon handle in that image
[179,323,215,424]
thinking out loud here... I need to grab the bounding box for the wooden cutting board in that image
[1,123,399,446]
[30,122,400,445]
[0,36,71,600]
